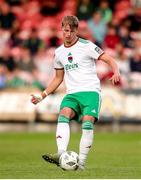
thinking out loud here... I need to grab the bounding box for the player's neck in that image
[64,36,79,48]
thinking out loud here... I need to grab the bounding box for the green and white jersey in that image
[54,38,104,94]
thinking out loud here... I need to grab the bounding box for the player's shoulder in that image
[55,44,64,54]
[78,38,90,44]
[78,38,96,47]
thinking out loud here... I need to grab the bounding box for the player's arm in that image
[99,53,121,85]
[31,69,64,104]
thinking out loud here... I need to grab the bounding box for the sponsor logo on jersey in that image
[65,63,78,71]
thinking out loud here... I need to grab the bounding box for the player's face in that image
[62,25,78,45]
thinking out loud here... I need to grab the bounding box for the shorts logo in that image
[92,109,96,113]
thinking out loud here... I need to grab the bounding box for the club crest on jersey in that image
[65,52,78,71]
[68,52,73,63]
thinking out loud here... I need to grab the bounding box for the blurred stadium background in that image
[0,0,141,133]
[0,0,141,179]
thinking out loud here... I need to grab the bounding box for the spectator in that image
[76,0,94,20]
[131,0,141,9]
[0,47,16,72]
[6,0,23,6]
[117,50,130,75]
[23,28,45,56]
[78,20,95,42]
[110,16,121,33]
[116,49,130,87]
[16,48,35,73]
[123,8,141,32]
[87,11,107,45]
[46,26,61,47]
[9,28,23,47]
[133,38,141,55]
[0,2,17,30]
[129,50,141,72]
[34,48,54,86]
[0,64,7,89]
[98,0,112,23]
[13,48,43,89]
[0,28,10,56]
[104,24,120,49]
[118,25,133,48]
[39,0,64,16]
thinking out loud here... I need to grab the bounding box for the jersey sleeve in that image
[54,53,64,69]
[89,42,104,60]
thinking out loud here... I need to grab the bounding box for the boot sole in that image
[42,155,59,166]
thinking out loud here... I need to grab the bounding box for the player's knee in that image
[58,114,70,123]
[82,120,94,130]
[82,115,95,122]
[58,107,75,123]
[60,107,75,119]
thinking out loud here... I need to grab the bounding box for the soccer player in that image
[31,15,121,170]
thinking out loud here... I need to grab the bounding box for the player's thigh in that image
[79,92,101,122]
[60,94,80,119]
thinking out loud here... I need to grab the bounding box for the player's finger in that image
[31,99,37,104]
[31,96,38,104]
[115,76,120,83]
[31,94,36,98]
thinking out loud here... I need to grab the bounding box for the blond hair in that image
[61,15,79,30]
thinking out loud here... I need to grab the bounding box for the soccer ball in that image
[59,151,79,171]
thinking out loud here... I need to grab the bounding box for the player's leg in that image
[79,116,95,169]
[76,91,101,169]
[42,107,76,166]
[56,94,79,158]
[42,94,79,165]
[56,107,75,156]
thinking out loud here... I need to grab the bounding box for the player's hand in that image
[31,94,43,105]
[109,72,121,85]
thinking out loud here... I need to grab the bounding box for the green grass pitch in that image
[0,131,141,178]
